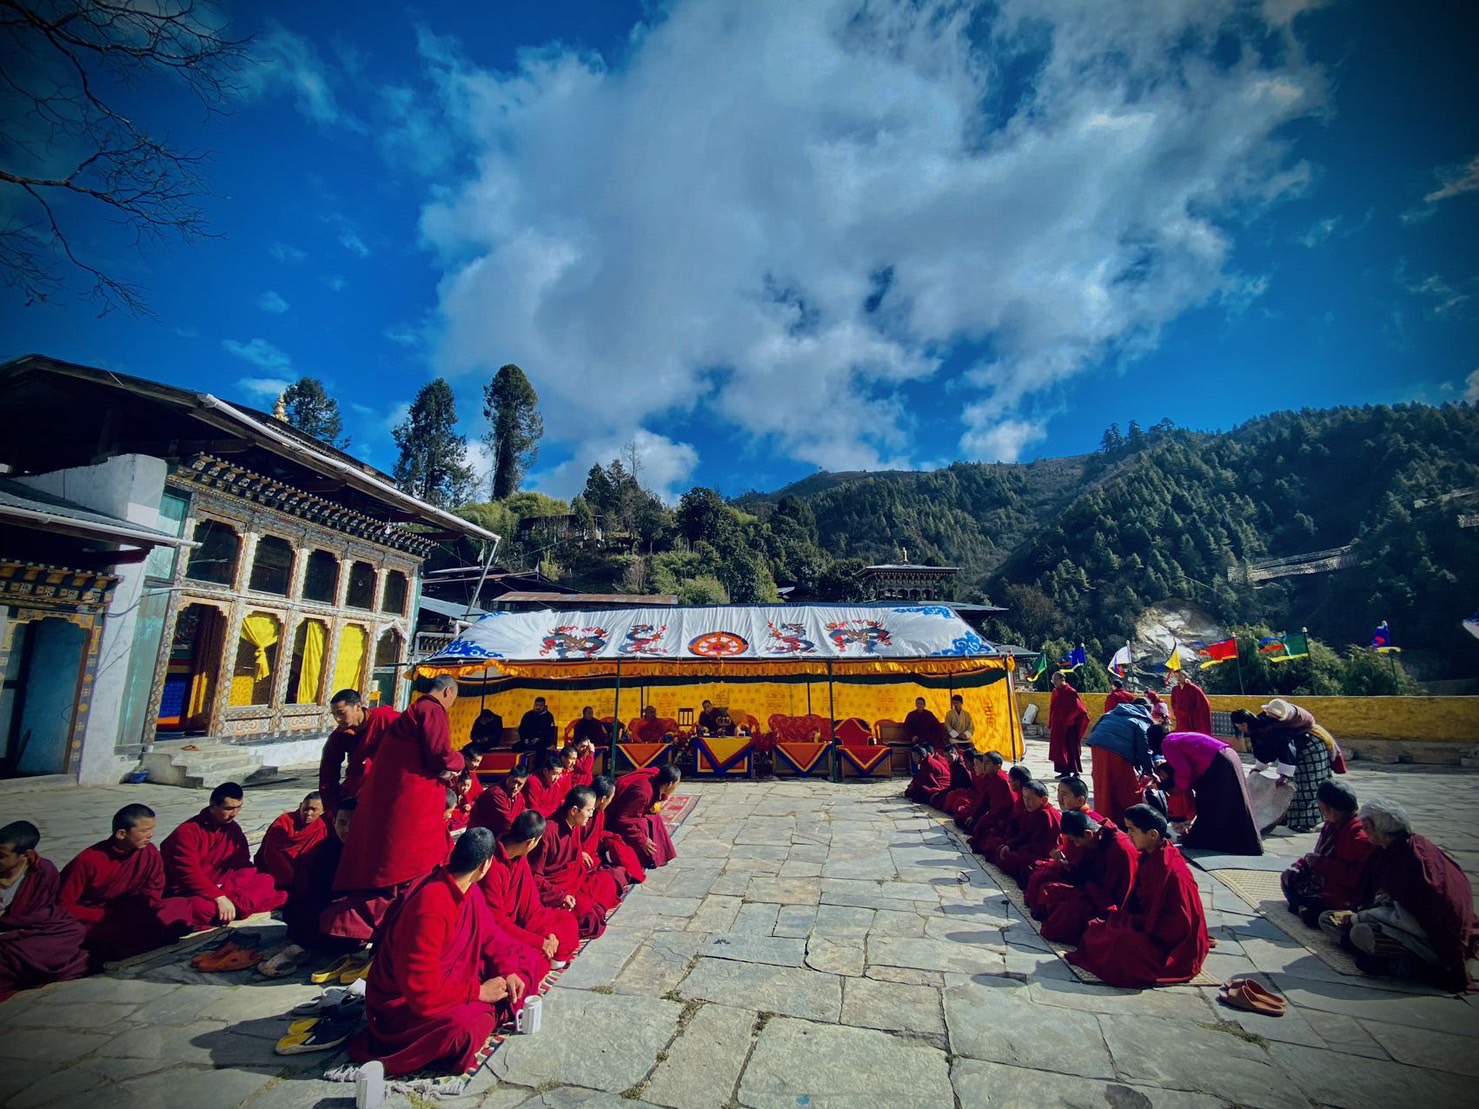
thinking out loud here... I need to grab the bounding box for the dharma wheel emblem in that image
[688,631,748,658]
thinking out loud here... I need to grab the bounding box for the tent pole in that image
[826,662,839,782]
[611,659,623,775]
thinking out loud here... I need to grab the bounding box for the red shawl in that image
[1103,689,1136,715]
[468,779,527,838]
[1303,816,1375,912]
[59,840,187,963]
[1170,682,1213,737]
[319,705,400,812]
[1365,834,1478,991]
[0,856,88,1000]
[255,810,329,890]
[905,751,952,805]
[522,773,566,818]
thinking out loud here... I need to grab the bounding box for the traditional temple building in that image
[0,355,497,785]
[853,551,961,602]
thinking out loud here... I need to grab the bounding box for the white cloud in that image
[256,290,290,314]
[1424,154,1479,205]
[1464,369,1479,406]
[339,231,371,258]
[1298,216,1339,247]
[243,25,352,128]
[269,241,307,264]
[236,376,292,400]
[222,338,292,373]
[532,430,700,504]
[385,324,422,348]
[416,0,1326,473]
[326,275,346,292]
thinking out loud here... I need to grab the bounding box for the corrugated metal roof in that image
[0,478,188,547]
[495,591,679,606]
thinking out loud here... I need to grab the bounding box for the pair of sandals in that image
[310,952,373,985]
[1218,978,1288,1016]
[191,932,262,973]
[277,981,368,1055]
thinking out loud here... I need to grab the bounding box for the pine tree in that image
[482,363,544,500]
[281,377,349,449]
[393,379,475,508]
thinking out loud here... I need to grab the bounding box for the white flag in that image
[1108,645,1133,671]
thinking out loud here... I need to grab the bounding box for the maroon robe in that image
[903,708,946,751]
[568,752,595,790]
[319,705,400,813]
[255,810,328,890]
[941,768,985,821]
[468,779,528,838]
[1300,816,1376,911]
[1361,834,1478,992]
[962,770,1015,835]
[529,817,618,938]
[0,857,88,1002]
[283,831,350,950]
[904,751,951,805]
[348,870,500,1077]
[580,807,635,895]
[449,773,483,834]
[1023,805,1108,910]
[1033,825,1138,945]
[335,697,465,893]
[972,794,1024,858]
[479,842,580,960]
[59,840,192,966]
[522,773,566,819]
[160,810,287,927]
[1048,683,1090,775]
[1000,803,1063,885]
[1092,746,1141,830]
[1170,682,1213,737]
[1103,689,1136,715]
[1067,842,1210,987]
[607,768,677,869]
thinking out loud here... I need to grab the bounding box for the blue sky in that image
[3,0,1476,503]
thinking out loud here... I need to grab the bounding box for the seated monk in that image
[529,786,621,939]
[572,706,611,748]
[281,799,360,957]
[160,782,288,928]
[254,792,327,890]
[1023,777,1106,907]
[957,752,1011,832]
[607,765,680,870]
[522,749,567,818]
[904,697,946,753]
[586,774,645,885]
[0,821,88,1002]
[941,751,985,821]
[904,745,952,806]
[995,780,1062,885]
[1031,810,1138,945]
[348,828,518,1078]
[630,704,675,744]
[480,810,581,963]
[59,804,194,969]
[1281,781,1377,926]
[469,765,530,838]
[1067,804,1211,987]
[567,738,596,790]
[933,748,974,813]
[970,765,1032,856]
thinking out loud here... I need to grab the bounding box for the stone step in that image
[142,743,266,789]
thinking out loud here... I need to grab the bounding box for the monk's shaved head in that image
[112,804,156,834]
[507,810,546,843]
[448,826,496,876]
[0,820,40,853]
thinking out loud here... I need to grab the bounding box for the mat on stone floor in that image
[1181,847,1291,873]
[1209,868,1363,976]
[977,856,1221,988]
[103,912,277,974]
[660,793,697,829]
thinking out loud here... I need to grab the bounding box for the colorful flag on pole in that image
[1029,650,1048,680]
[1465,609,1479,642]
[1108,644,1133,676]
[1371,621,1401,653]
[1197,637,1239,666]
[1259,635,1287,656]
[1268,630,1310,664]
[1058,644,1087,672]
[1164,643,1182,672]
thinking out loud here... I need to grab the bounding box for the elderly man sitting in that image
[1319,797,1477,991]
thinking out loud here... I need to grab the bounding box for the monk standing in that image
[160,782,287,927]
[255,792,327,890]
[1170,672,1213,736]
[60,804,193,968]
[348,828,515,1078]
[320,689,400,814]
[0,821,88,1002]
[1048,672,1090,777]
[607,765,681,870]
[333,676,465,928]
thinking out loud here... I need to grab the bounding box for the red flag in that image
[1199,638,1238,666]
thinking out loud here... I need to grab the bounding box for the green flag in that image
[1029,651,1048,681]
[1269,630,1310,664]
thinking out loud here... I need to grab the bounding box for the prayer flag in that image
[1268,631,1310,664]
[1197,637,1239,667]
[1108,644,1133,676]
[1029,651,1048,680]
[1259,635,1287,656]
[1370,621,1401,653]
[1065,645,1088,669]
[1164,645,1182,672]
[1465,609,1479,642]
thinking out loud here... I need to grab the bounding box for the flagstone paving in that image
[0,744,1476,1107]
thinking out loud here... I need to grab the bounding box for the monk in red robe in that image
[587,774,645,885]
[1032,810,1138,944]
[348,828,518,1078]
[903,697,946,752]
[1067,804,1210,986]
[904,747,952,806]
[254,792,327,890]
[0,821,88,1002]
[160,782,287,927]
[480,810,581,963]
[1170,673,1213,736]
[521,749,567,818]
[957,752,1011,833]
[1023,777,1107,908]
[568,738,597,789]
[469,765,530,838]
[448,755,485,835]
[1048,672,1090,776]
[970,765,1030,856]
[321,689,400,814]
[60,804,193,968]
[1281,780,1377,924]
[333,676,465,924]
[941,750,985,821]
[607,765,680,870]
[995,781,1062,885]
[530,786,620,938]
[1103,680,1136,716]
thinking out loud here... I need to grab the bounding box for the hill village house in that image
[0,356,498,786]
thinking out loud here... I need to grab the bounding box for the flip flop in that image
[310,953,360,985]
[274,1016,356,1055]
[258,945,308,979]
[338,955,372,985]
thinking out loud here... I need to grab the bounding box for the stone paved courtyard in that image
[1,745,1477,1108]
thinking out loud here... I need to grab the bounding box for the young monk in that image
[160,782,288,927]
[568,738,597,789]
[581,774,638,891]
[530,786,620,939]
[1067,804,1211,987]
[320,688,400,814]
[333,675,465,932]
[1031,810,1139,945]
[254,792,327,890]
[469,764,530,838]
[995,780,1062,885]
[0,821,88,1002]
[60,804,193,968]
[279,798,359,956]
[521,749,567,818]
[607,765,680,870]
[904,744,952,806]
[348,828,517,1078]
[480,810,581,964]
[957,752,1012,833]
[1023,777,1106,907]
[970,764,1031,856]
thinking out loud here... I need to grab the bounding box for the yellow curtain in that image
[334,625,367,692]
[240,614,280,680]
[297,620,327,703]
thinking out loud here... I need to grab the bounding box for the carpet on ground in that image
[1210,868,1366,977]
[659,793,697,830]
